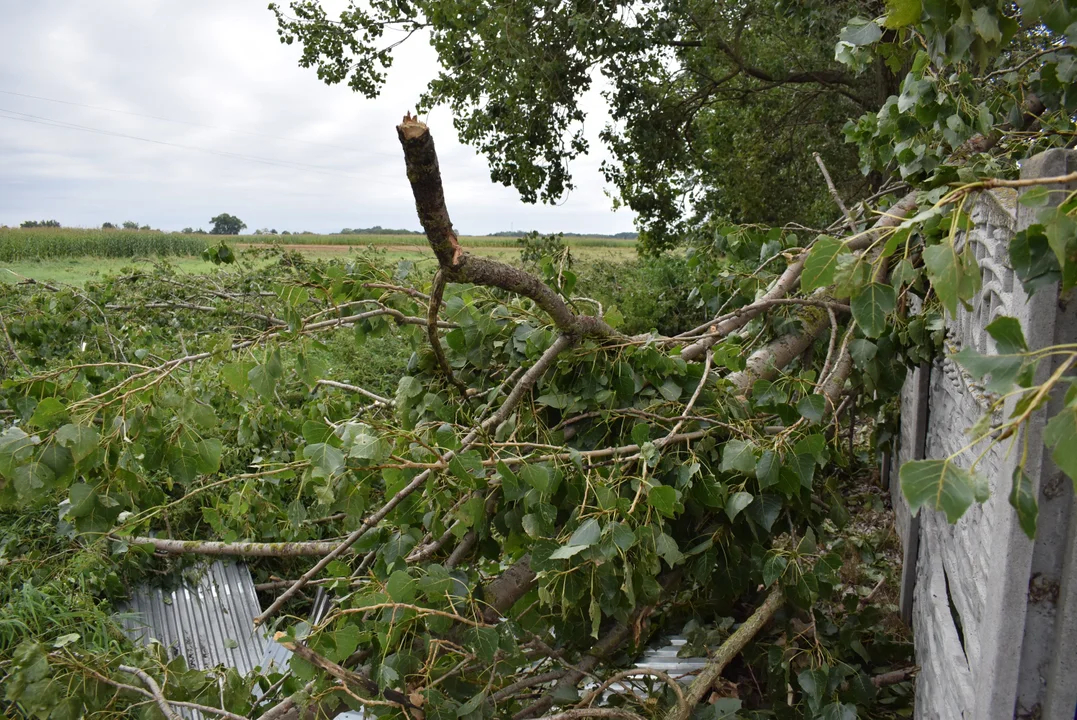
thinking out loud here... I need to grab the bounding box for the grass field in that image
[0,229,636,285]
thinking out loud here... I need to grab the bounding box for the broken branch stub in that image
[395,114,619,340]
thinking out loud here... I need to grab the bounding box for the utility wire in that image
[0,88,399,157]
[0,107,398,182]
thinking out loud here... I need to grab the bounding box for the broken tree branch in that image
[662,588,783,720]
[396,115,619,340]
[126,536,355,557]
[256,335,574,625]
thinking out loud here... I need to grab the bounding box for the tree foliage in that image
[210,213,248,235]
[272,0,899,250]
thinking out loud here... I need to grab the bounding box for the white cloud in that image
[0,0,635,235]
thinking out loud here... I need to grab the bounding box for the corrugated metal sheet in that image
[117,562,366,719]
[635,636,710,677]
[118,561,269,676]
[117,565,701,716]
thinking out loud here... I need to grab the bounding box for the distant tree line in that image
[20,220,61,228]
[489,229,638,239]
[334,225,423,235]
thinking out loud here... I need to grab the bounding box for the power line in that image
[0,88,400,157]
[0,107,400,182]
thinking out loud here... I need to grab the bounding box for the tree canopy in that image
[211,213,248,235]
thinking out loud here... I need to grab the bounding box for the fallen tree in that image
[3,2,1077,718]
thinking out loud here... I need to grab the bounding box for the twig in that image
[0,311,28,373]
[427,268,467,392]
[116,665,187,720]
[577,668,686,714]
[316,379,393,406]
[872,666,917,687]
[658,350,711,446]
[813,152,857,234]
[492,670,569,703]
[982,44,1075,81]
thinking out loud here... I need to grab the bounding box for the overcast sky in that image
[0,1,635,235]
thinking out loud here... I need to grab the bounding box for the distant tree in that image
[20,220,61,228]
[209,214,247,235]
[140,225,151,231]
[282,230,292,235]
[181,227,195,234]
[122,221,139,230]
[193,228,208,235]
[102,222,117,229]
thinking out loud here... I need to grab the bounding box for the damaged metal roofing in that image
[117,561,270,676]
[116,561,710,717]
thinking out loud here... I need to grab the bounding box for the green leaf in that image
[248,361,282,399]
[850,283,896,338]
[900,459,977,523]
[519,463,554,494]
[14,460,56,501]
[0,427,36,479]
[342,423,391,462]
[1019,187,1054,207]
[658,378,682,401]
[801,236,849,291]
[55,424,99,464]
[720,439,757,475]
[567,517,601,547]
[820,702,858,720]
[631,422,650,446]
[648,485,678,517]
[985,316,1027,354]
[953,347,1023,394]
[848,339,878,369]
[66,483,97,518]
[304,443,345,477]
[548,543,588,560]
[603,305,624,329]
[194,438,223,474]
[655,532,683,567]
[1010,226,1061,294]
[883,0,921,27]
[220,362,254,394]
[725,491,754,521]
[839,17,882,46]
[763,553,788,587]
[1045,406,1077,490]
[1009,469,1038,540]
[464,627,500,663]
[29,398,66,429]
[924,242,981,316]
[1045,212,1077,276]
[536,393,574,409]
[797,395,827,423]
[756,451,779,489]
[386,570,417,602]
[971,6,1002,43]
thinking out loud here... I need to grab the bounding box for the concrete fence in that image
[888,149,1077,719]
